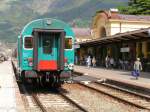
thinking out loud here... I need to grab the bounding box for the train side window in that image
[24,37,33,49]
[65,38,72,49]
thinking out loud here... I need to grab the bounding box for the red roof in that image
[110,12,150,21]
[99,10,150,21]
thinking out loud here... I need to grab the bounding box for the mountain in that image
[0,0,128,43]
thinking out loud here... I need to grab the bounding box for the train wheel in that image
[31,78,40,88]
[41,76,49,87]
[53,75,61,88]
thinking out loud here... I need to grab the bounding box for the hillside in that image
[0,0,128,43]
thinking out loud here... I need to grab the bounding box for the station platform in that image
[0,61,24,112]
[74,65,150,89]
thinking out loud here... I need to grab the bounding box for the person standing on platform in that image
[119,58,123,69]
[105,55,110,69]
[133,58,143,79]
[92,56,96,67]
[87,56,91,68]
[110,57,114,69]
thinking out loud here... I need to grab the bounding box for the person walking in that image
[133,58,142,79]
[119,58,123,69]
[92,56,96,67]
[87,56,91,68]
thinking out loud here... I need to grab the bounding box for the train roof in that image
[20,18,75,38]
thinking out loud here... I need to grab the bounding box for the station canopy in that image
[77,27,150,46]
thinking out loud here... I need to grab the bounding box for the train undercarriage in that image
[17,70,72,87]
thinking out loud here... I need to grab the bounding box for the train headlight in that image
[68,63,74,70]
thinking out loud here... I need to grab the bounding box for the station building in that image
[76,9,150,71]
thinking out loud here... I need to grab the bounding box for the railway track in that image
[58,89,88,112]
[12,60,87,112]
[20,84,87,112]
[20,85,42,112]
[12,64,149,111]
[77,81,150,111]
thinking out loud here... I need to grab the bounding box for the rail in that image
[77,82,150,111]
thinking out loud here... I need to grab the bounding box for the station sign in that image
[120,47,130,52]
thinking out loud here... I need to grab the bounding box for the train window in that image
[43,36,53,54]
[24,37,33,49]
[65,38,72,49]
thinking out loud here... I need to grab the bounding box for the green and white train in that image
[16,18,75,87]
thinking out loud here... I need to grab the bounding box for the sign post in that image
[120,47,130,52]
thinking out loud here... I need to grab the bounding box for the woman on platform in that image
[92,56,96,67]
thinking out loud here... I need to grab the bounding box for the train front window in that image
[43,36,53,54]
[65,38,72,49]
[24,37,33,49]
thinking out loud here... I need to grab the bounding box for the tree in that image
[119,0,150,15]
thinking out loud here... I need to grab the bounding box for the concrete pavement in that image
[74,65,150,89]
[0,61,17,112]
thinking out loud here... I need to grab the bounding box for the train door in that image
[33,29,65,71]
[39,32,57,70]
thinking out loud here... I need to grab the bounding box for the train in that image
[13,18,75,87]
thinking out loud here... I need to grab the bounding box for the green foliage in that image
[119,0,150,15]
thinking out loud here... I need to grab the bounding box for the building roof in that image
[112,14,150,21]
[77,27,150,46]
[97,10,150,22]
[72,28,91,37]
